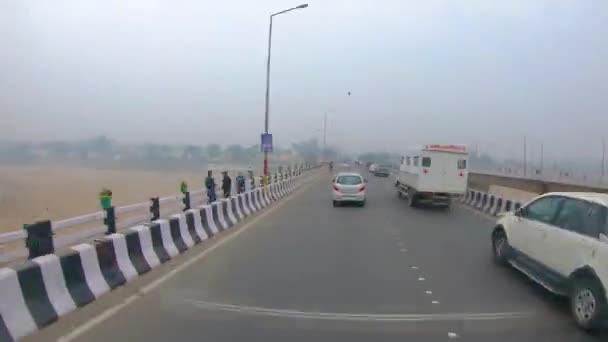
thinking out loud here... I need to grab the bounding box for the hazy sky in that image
[1,0,607,160]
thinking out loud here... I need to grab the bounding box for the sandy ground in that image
[0,164,257,233]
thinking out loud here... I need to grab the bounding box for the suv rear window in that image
[336,175,362,185]
[422,157,431,167]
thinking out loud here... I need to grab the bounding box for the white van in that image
[396,144,469,207]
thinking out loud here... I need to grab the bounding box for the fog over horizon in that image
[1,0,607,161]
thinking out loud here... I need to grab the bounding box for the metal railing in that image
[0,166,313,264]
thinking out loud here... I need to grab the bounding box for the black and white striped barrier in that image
[0,171,313,341]
[268,184,278,202]
[460,189,525,217]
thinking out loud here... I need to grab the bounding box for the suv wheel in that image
[570,277,607,330]
[492,229,509,265]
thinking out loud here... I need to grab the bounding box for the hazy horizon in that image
[2,0,607,161]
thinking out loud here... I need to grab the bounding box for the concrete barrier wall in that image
[469,172,608,194]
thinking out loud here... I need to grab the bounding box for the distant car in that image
[369,163,378,172]
[373,165,391,177]
[491,192,608,330]
[332,172,367,207]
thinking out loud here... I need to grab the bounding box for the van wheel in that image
[333,200,338,207]
[397,191,402,199]
[407,190,417,207]
[570,277,608,330]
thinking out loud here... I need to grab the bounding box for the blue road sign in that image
[261,133,273,152]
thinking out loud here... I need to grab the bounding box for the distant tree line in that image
[358,152,398,165]
[0,136,331,167]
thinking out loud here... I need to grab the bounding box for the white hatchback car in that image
[491,192,608,330]
[332,172,367,207]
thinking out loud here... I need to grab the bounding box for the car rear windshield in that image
[422,157,431,167]
[337,175,362,185]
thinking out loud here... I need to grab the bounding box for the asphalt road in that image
[28,167,608,341]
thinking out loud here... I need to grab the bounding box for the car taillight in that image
[359,185,366,192]
[333,185,340,191]
[459,172,464,177]
[423,169,428,174]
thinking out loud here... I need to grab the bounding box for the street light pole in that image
[264,17,273,134]
[262,4,308,188]
[322,112,327,162]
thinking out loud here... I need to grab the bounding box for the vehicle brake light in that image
[359,185,366,192]
[333,185,340,192]
[459,172,464,177]
[423,169,428,174]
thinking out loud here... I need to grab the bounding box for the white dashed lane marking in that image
[425,290,433,295]
[410,266,418,270]
[400,248,407,252]
[448,332,459,339]
[418,277,425,281]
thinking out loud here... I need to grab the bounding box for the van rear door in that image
[438,152,467,193]
[421,151,467,194]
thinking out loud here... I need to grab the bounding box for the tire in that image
[360,201,366,207]
[333,200,338,207]
[569,277,608,330]
[491,229,510,265]
[397,191,402,199]
[407,190,417,207]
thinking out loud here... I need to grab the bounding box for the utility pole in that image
[602,137,606,183]
[540,143,543,176]
[322,112,327,162]
[523,136,527,177]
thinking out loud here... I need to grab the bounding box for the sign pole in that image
[261,133,273,189]
[263,151,269,188]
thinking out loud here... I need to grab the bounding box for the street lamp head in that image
[296,4,309,9]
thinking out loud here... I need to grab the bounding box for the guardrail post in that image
[24,220,54,259]
[150,197,160,221]
[104,206,116,234]
[182,192,191,211]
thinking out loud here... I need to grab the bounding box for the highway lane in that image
[28,167,607,341]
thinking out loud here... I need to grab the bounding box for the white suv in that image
[491,192,608,330]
